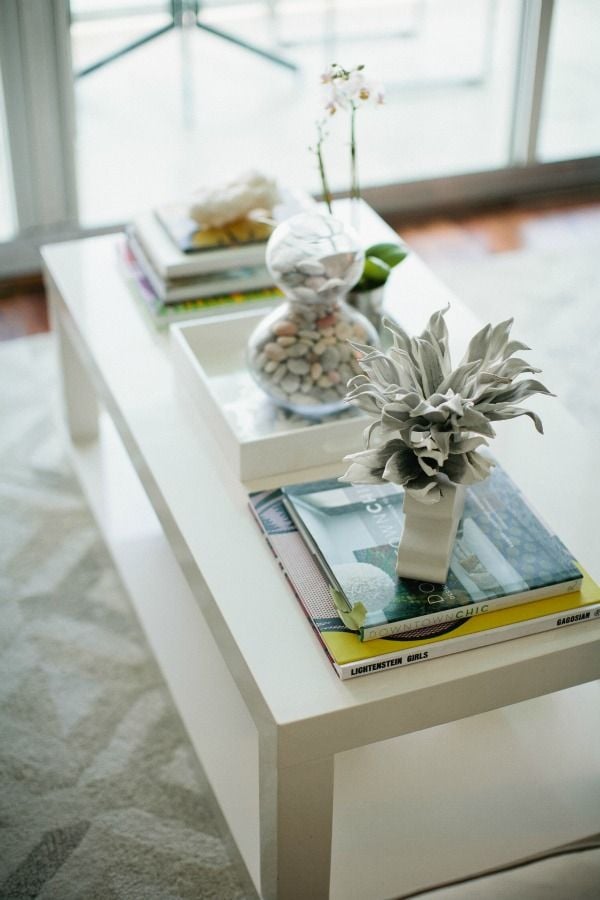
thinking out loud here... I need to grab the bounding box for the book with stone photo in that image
[249,487,599,679]
[281,465,583,641]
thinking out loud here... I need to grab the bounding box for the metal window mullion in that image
[0,0,78,234]
[509,0,554,166]
[0,1,37,231]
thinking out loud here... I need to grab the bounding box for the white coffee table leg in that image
[260,749,334,900]
[51,296,99,441]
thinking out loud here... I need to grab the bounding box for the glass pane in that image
[538,0,600,161]
[0,66,16,241]
[70,0,172,75]
[70,0,521,226]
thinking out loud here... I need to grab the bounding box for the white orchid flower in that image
[320,64,385,115]
[315,63,384,206]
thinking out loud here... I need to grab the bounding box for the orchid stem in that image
[350,103,359,203]
[316,122,333,214]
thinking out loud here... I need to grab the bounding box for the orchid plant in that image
[311,64,404,292]
[341,308,554,503]
[313,63,384,212]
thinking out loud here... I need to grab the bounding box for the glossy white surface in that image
[332,680,600,899]
[43,232,600,733]
[171,310,366,480]
[43,231,600,899]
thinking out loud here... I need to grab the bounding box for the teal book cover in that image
[282,467,582,639]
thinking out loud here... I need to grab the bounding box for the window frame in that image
[1,0,598,277]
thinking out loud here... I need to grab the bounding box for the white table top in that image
[42,232,600,765]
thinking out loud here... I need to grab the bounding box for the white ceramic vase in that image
[396,481,465,584]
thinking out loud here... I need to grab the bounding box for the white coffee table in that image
[42,234,600,900]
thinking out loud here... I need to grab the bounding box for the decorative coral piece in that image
[188,170,279,229]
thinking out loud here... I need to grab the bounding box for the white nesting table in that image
[42,234,600,900]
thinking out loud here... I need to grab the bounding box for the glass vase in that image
[247,212,379,417]
[347,285,385,332]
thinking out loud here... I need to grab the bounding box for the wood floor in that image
[0,276,49,342]
[2,197,600,342]
[396,196,600,262]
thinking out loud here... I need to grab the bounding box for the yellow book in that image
[249,489,600,680]
[326,573,600,678]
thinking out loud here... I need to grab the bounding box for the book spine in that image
[247,502,340,677]
[168,269,273,302]
[132,219,170,280]
[119,239,161,307]
[126,230,168,299]
[134,213,265,279]
[121,241,281,326]
[341,602,600,679]
[128,231,273,301]
[359,577,583,642]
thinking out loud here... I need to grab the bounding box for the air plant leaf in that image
[341,307,552,502]
[424,305,450,345]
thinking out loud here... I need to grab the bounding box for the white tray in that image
[170,309,368,481]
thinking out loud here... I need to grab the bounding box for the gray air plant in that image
[340,307,554,503]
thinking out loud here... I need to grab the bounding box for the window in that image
[0,0,599,275]
[538,0,600,161]
[70,0,522,225]
[0,67,16,241]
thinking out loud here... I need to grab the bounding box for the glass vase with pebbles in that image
[247,212,379,417]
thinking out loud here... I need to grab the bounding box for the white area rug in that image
[0,336,251,899]
[431,244,600,434]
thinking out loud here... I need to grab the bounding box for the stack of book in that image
[250,465,600,680]
[122,189,314,326]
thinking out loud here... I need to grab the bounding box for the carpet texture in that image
[0,335,251,899]
[0,243,598,898]
[433,243,600,432]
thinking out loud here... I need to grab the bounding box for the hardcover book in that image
[249,489,600,680]
[133,187,315,279]
[281,466,583,641]
[156,185,315,255]
[126,229,273,302]
[156,204,275,255]
[119,239,282,327]
[131,210,269,279]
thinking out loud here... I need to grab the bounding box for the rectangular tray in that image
[171,309,368,481]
